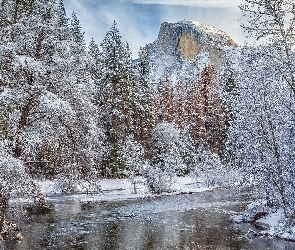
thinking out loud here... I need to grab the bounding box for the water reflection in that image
[1,189,295,250]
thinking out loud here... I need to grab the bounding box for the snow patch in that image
[232,200,295,242]
[179,19,228,37]
[37,176,216,202]
[256,209,284,228]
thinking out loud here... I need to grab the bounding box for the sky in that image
[63,0,246,57]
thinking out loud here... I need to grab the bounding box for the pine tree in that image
[88,38,100,61]
[199,65,225,154]
[177,127,197,176]
[88,38,102,102]
[185,78,198,146]
[98,21,134,178]
[70,12,85,47]
[132,46,155,157]
[152,83,161,125]
[57,0,68,27]
[220,52,238,162]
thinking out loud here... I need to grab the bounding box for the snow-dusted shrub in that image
[144,164,176,194]
[0,142,46,231]
[54,164,102,194]
[232,200,295,241]
[55,175,101,194]
[120,135,145,178]
[194,146,237,187]
[0,143,32,197]
[144,122,196,193]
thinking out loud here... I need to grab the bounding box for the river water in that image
[1,188,295,250]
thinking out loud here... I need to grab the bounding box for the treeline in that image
[153,65,225,154]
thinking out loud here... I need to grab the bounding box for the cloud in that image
[64,0,247,58]
[64,0,161,56]
[130,0,243,8]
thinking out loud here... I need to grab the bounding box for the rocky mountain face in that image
[147,20,237,81]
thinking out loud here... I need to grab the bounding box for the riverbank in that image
[36,176,215,202]
[231,199,295,242]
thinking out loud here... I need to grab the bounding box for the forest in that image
[0,0,295,245]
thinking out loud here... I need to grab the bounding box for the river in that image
[1,188,295,250]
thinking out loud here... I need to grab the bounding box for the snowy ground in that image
[232,200,295,242]
[256,209,295,241]
[36,176,214,202]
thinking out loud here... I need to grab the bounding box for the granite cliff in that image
[147,20,237,80]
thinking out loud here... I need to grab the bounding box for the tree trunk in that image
[13,0,21,24]
[0,193,10,232]
[13,96,34,158]
[262,81,290,217]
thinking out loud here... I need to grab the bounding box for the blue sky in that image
[63,0,246,56]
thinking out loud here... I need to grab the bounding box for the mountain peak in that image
[155,20,237,60]
[147,20,237,79]
[179,19,236,42]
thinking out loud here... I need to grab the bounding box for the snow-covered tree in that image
[227,46,295,218]
[120,135,145,178]
[97,22,135,178]
[132,46,155,157]
[57,0,68,29]
[173,75,186,129]
[88,38,100,72]
[178,127,197,176]
[145,122,196,193]
[162,71,174,123]
[70,11,85,47]
[151,83,161,128]
[220,52,238,162]
[240,0,294,94]
[197,65,225,154]
[145,122,179,193]
[227,0,295,218]
[0,0,100,192]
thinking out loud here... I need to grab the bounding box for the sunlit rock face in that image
[147,20,237,80]
[178,33,200,60]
